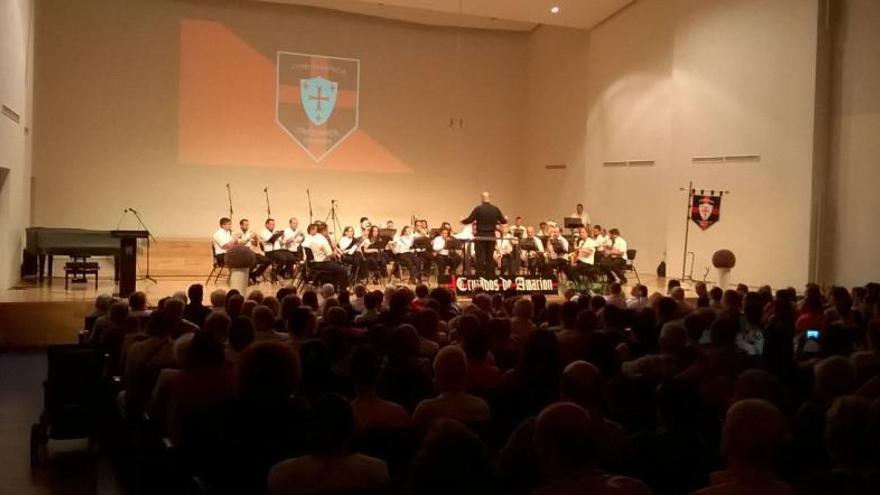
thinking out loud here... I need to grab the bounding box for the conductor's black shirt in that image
[462,203,506,235]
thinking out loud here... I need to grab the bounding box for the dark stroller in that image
[30,344,104,466]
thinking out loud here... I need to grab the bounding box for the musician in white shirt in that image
[432,227,461,276]
[494,224,517,277]
[353,217,371,239]
[359,226,387,282]
[212,217,239,264]
[283,217,305,257]
[520,226,545,276]
[310,224,349,289]
[337,226,363,281]
[569,203,591,228]
[565,227,598,283]
[600,228,629,284]
[239,218,272,283]
[413,220,433,276]
[544,227,570,278]
[391,225,421,283]
[261,218,296,278]
[509,216,527,239]
[301,223,319,250]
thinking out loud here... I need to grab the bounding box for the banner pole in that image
[682,180,693,281]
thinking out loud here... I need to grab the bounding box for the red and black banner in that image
[691,193,722,231]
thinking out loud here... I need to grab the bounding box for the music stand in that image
[369,238,391,250]
[445,238,464,250]
[413,237,431,251]
[379,228,397,241]
[520,238,537,251]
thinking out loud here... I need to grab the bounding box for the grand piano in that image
[24,227,148,297]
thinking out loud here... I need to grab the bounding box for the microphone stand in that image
[306,189,314,225]
[226,183,234,219]
[129,208,158,284]
[264,187,272,218]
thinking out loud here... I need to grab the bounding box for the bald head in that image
[433,345,468,392]
[535,402,596,472]
[659,321,689,354]
[722,399,788,468]
[481,191,490,203]
[560,361,601,407]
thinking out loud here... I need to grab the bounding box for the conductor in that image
[461,191,507,278]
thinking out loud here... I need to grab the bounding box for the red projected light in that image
[178,19,410,173]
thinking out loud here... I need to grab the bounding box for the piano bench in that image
[64,261,100,290]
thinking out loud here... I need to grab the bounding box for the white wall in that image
[0,0,34,291]
[520,25,590,225]
[32,0,528,237]
[573,0,822,288]
[823,0,880,286]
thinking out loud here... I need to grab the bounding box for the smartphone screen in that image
[806,329,820,340]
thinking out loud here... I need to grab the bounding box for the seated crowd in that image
[80,280,880,495]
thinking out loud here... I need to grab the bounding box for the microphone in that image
[123,208,129,213]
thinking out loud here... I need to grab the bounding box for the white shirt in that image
[354,225,370,239]
[569,212,591,226]
[301,233,315,250]
[309,234,334,262]
[432,236,449,256]
[594,234,610,251]
[496,237,514,256]
[609,236,628,260]
[213,228,234,254]
[240,230,261,253]
[546,236,569,260]
[394,234,414,254]
[521,236,544,254]
[283,227,304,252]
[575,237,597,265]
[261,228,282,252]
[338,236,358,255]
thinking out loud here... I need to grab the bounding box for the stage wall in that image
[32,0,528,239]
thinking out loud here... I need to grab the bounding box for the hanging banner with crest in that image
[691,192,723,231]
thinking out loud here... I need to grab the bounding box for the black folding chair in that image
[205,244,227,285]
[31,345,104,466]
[625,249,641,284]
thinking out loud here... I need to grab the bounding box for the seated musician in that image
[564,227,598,283]
[600,228,629,285]
[302,223,319,250]
[283,217,305,260]
[494,224,517,277]
[212,217,240,264]
[310,224,349,290]
[590,224,610,263]
[261,218,296,278]
[509,216,527,238]
[337,226,363,280]
[391,225,421,284]
[543,226,570,278]
[238,219,272,284]
[454,223,476,275]
[538,221,551,237]
[519,226,546,276]
[359,225,387,283]
[353,217,371,239]
[413,220,433,276]
[432,227,461,276]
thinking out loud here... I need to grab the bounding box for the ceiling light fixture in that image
[550,6,560,14]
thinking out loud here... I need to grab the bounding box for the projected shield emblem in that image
[276,52,360,162]
[300,77,337,125]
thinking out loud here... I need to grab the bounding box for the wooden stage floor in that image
[0,239,677,349]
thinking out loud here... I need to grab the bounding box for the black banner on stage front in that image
[443,275,559,295]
